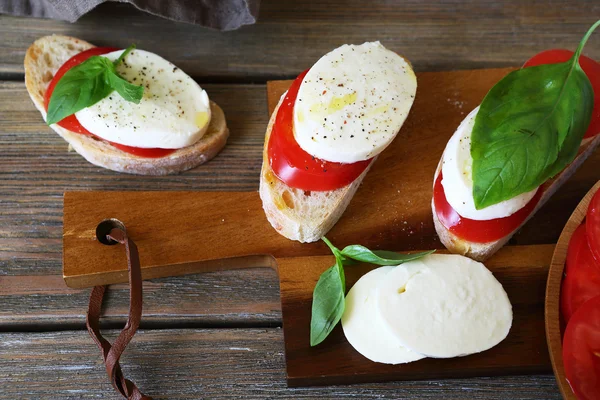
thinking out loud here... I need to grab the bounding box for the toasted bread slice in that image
[259,95,373,243]
[432,134,600,261]
[24,35,228,175]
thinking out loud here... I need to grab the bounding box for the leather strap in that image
[86,228,152,400]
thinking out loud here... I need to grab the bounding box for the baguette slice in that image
[432,134,600,261]
[259,95,374,243]
[24,35,228,175]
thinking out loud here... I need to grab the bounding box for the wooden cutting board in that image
[63,67,557,386]
[64,67,518,287]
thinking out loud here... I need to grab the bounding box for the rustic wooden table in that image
[1,1,599,398]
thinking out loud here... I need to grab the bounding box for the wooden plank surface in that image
[2,79,600,321]
[61,68,600,288]
[0,329,561,399]
[1,1,599,81]
[279,246,554,386]
[2,1,600,393]
[0,270,281,330]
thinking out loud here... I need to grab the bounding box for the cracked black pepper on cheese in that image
[293,41,417,163]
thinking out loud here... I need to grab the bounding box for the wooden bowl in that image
[546,180,600,399]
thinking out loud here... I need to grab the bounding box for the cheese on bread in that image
[25,35,228,175]
[293,42,417,163]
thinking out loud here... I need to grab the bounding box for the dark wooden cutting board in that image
[63,67,570,386]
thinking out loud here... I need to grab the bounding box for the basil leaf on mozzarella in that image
[471,21,598,209]
[441,107,539,220]
[47,56,116,125]
[75,49,211,149]
[293,42,417,163]
[310,237,433,346]
[106,70,143,104]
[47,44,141,126]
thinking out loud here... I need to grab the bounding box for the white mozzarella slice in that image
[341,266,425,364]
[293,41,417,163]
[76,49,211,149]
[376,254,512,358]
[441,106,538,220]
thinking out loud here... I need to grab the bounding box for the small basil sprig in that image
[340,245,435,266]
[47,44,144,125]
[310,237,434,346]
[471,20,599,209]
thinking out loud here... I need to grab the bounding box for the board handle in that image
[87,227,152,400]
[86,221,279,399]
[96,218,278,280]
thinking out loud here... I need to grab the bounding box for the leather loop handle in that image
[86,228,152,400]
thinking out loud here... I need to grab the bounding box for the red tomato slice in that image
[561,223,600,324]
[44,47,118,135]
[432,171,542,243]
[524,49,600,138]
[587,189,600,263]
[562,295,600,400]
[267,70,372,191]
[44,47,175,158]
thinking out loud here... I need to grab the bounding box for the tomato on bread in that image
[433,22,600,261]
[42,46,175,158]
[260,42,417,242]
[267,70,372,191]
[25,35,229,175]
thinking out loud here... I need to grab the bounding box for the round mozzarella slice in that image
[76,49,211,149]
[441,106,538,220]
[376,254,513,358]
[293,41,417,163]
[341,266,425,364]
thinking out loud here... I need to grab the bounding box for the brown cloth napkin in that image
[1,0,260,30]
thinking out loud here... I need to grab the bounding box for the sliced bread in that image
[259,96,373,243]
[24,35,228,175]
[432,134,600,261]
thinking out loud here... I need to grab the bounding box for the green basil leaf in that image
[340,245,434,266]
[335,253,346,290]
[321,237,348,287]
[471,21,598,209]
[46,56,115,125]
[311,237,435,346]
[310,264,345,347]
[114,44,136,67]
[106,71,144,103]
[321,236,342,258]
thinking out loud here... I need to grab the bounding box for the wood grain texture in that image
[0,269,281,330]
[279,246,554,386]
[1,1,599,81]
[0,82,280,329]
[0,329,561,400]
[0,81,267,196]
[1,1,597,396]
[1,77,599,326]
[62,68,600,288]
[545,180,600,400]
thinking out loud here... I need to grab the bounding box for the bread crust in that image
[259,95,372,243]
[24,35,228,175]
[432,134,600,261]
